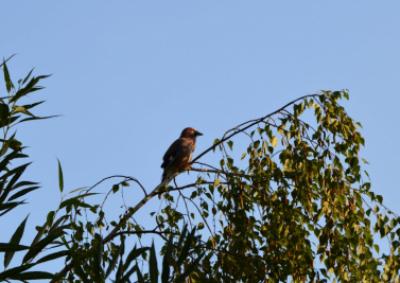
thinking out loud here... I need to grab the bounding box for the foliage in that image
[0,56,65,281]
[0,58,400,282]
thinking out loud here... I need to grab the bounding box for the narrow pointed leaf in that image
[4,215,29,267]
[8,186,40,201]
[123,246,148,271]
[21,68,34,85]
[23,228,65,263]
[161,237,173,283]
[57,159,63,192]
[36,250,69,264]
[9,271,54,280]
[135,264,145,283]
[0,243,29,252]
[2,60,14,92]
[0,263,35,281]
[149,242,158,283]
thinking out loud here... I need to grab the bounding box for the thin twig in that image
[53,94,322,280]
[191,94,322,163]
[85,175,147,197]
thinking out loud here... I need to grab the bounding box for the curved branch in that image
[101,95,321,245]
[52,93,323,281]
[85,175,148,197]
[191,93,321,163]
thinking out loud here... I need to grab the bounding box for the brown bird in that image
[161,127,203,182]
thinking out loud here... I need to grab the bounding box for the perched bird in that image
[161,127,203,182]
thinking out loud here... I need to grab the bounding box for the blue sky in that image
[1,0,399,272]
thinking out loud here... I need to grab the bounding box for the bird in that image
[161,127,203,182]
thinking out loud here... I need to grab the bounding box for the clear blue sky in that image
[1,0,399,272]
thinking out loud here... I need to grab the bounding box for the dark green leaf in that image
[59,193,99,209]
[161,237,173,283]
[149,242,158,283]
[0,263,35,281]
[36,250,69,264]
[123,246,148,271]
[23,228,65,263]
[8,186,40,201]
[21,100,45,110]
[9,271,54,280]
[0,103,9,124]
[135,264,145,283]
[21,68,34,85]
[18,114,59,124]
[175,252,205,282]
[57,159,64,193]
[177,228,196,266]
[0,201,25,216]
[0,243,29,252]
[0,163,31,204]
[4,215,29,268]
[105,247,120,278]
[10,75,50,103]
[2,60,14,92]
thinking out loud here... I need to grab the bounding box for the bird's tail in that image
[161,169,177,183]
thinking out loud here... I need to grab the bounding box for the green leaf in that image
[105,247,120,278]
[10,75,51,103]
[18,114,59,124]
[135,264,145,283]
[59,192,99,209]
[21,100,45,110]
[175,252,205,282]
[0,103,9,124]
[8,186,40,201]
[177,228,196,266]
[112,184,119,193]
[35,250,69,264]
[0,201,25,216]
[227,140,233,150]
[121,265,137,282]
[23,227,65,263]
[123,246,148,271]
[21,68,34,85]
[4,215,29,268]
[149,242,158,283]
[0,263,35,281]
[161,237,173,283]
[57,159,64,193]
[0,163,31,204]
[120,246,149,281]
[73,264,91,283]
[0,243,29,252]
[9,271,54,280]
[2,60,14,92]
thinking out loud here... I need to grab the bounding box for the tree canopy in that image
[0,58,399,282]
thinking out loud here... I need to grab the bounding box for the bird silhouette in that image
[161,127,203,182]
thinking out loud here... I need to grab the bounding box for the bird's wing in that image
[161,138,194,169]
[161,138,182,168]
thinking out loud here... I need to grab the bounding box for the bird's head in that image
[180,127,203,139]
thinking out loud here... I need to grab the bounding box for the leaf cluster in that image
[1,58,399,283]
[0,58,67,281]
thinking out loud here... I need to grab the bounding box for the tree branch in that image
[191,93,321,163]
[53,94,322,280]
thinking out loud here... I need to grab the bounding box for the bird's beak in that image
[195,131,203,136]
